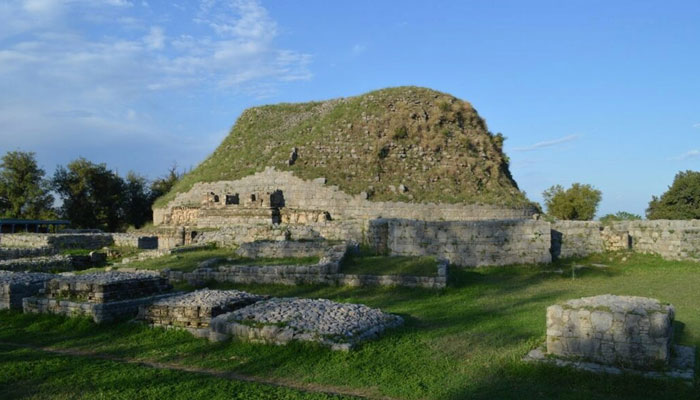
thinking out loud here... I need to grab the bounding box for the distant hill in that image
[155,86,532,208]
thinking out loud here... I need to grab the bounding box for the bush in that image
[646,170,700,219]
[543,183,602,220]
[599,211,642,224]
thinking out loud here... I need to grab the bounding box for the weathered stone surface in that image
[0,271,54,310]
[0,246,57,261]
[546,295,674,369]
[210,297,403,350]
[43,272,171,303]
[138,289,266,328]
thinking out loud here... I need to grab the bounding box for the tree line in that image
[0,151,181,232]
[542,171,700,221]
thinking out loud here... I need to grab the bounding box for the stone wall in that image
[0,246,57,261]
[235,240,343,260]
[551,221,605,259]
[0,271,54,310]
[112,234,159,249]
[367,218,551,267]
[0,233,114,250]
[0,254,101,273]
[153,167,537,227]
[610,220,700,261]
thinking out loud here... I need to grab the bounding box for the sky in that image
[1,0,699,217]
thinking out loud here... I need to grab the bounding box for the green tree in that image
[123,172,152,229]
[599,211,642,224]
[0,151,54,219]
[149,164,181,203]
[646,170,700,219]
[543,183,602,220]
[52,158,125,231]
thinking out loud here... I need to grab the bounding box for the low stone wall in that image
[236,240,337,259]
[0,246,57,261]
[546,295,674,369]
[44,272,172,303]
[0,271,54,310]
[367,218,551,267]
[0,233,114,250]
[0,254,102,273]
[23,293,177,323]
[611,220,700,261]
[112,234,159,249]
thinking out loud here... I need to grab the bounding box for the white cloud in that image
[512,134,580,151]
[673,150,700,160]
[143,26,165,49]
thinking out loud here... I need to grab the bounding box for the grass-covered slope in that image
[156,86,531,208]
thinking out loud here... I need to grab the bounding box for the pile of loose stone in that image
[23,271,174,323]
[0,270,54,310]
[139,289,266,332]
[210,297,404,351]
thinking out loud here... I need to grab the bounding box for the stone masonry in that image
[210,297,404,351]
[0,271,54,310]
[138,289,266,329]
[546,295,675,369]
[23,272,174,323]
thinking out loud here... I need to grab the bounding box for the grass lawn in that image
[0,251,698,399]
[341,253,438,276]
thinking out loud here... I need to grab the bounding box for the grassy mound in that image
[155,86,531,208]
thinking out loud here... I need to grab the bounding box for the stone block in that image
[546,295,674,369]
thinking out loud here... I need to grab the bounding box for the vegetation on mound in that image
[155,86,533,208]
[2,252,698,399]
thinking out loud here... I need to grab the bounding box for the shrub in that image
[543,183,602,220]
[646,170,700,219]
[599,211,642,224]
[392,126,408,139]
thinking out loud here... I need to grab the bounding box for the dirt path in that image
[0,341,400,400]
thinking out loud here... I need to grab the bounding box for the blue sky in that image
[1,0,698,217]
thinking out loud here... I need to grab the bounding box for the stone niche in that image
[546,295,674,369]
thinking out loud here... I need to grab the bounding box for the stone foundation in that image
[546,295,675,369]
[0,271,54,310]
[209,297,403,351]
[23,293,177,323]
[0,246,57,261]
[43,272,172,303]
[138,289,266,328]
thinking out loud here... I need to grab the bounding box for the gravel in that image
[151,289,265,307]
[0,270,54,285]
[53,271,161,285]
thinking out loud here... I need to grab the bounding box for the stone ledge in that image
[524,343,696,383]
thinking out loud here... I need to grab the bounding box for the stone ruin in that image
[209,297,404,351]
[0,270,54,310]
[138,289,267,334]
[525,295,695,381]
[23,271,174,323]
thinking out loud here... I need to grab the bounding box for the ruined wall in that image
[0,234,114,250]
[367,219,551,267]
[551,221,605,259]
[112,234,159,249]
[611,220,700,261]
[153,167,537,227]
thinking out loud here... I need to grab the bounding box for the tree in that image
[542,183,602,220]
[646,170,700,220]
[599,211,642,224]
[123,172,152,229]
[149,164,181,202]
[0,151,54,219]
[52,158,125,231]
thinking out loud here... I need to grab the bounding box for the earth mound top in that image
[156,86,531,207]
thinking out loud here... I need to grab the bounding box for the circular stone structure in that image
[210,297,403,350]
[546,294,675,369]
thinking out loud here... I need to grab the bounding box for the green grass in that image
[0,345,351,399]
[0,251,698,399]
[341,254,438,276]
[98,248,320,273]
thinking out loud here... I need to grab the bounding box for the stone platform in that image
[138,289,266,329]
[22,271,174,323]
[0,271,54,310]
[43,271,172,303]
[210,297,403,351]
[546,295,674,368]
